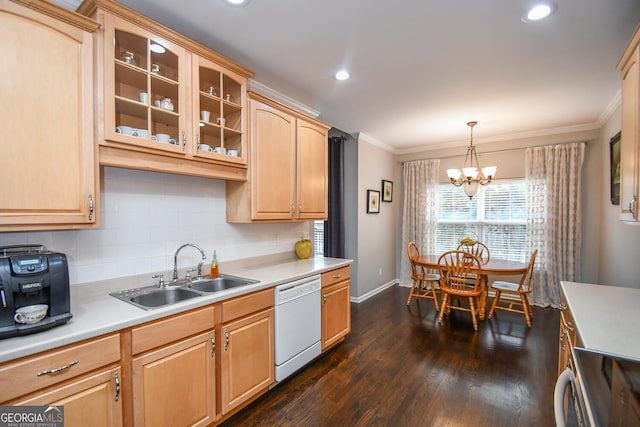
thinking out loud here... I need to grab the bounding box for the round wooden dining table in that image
[415,254,529,319]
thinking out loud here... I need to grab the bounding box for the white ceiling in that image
[63,0,640,152]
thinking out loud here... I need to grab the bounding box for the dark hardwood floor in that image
[221,284,560,427]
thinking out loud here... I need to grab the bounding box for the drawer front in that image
[132,306,215,355]
[0,334,120,403]
[322,266,350,288]
[221,288,273,323]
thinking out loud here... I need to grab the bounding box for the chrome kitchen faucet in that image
[173,243,206,281]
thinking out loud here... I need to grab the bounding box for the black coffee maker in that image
[0,245,73,338]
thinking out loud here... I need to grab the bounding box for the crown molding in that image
[598,89,621,126]
[395,122,602,155]
[354,132,397,154]
[248,80,320,118]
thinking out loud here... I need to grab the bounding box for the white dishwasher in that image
[274,274,322,382]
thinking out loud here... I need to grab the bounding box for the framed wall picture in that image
[382,180,393,202]
[367,190,380,213]
[610,131,621,205]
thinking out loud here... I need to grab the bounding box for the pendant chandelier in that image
[446,121,497,199]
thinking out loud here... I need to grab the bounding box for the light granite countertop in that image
[0,255,352,363]
[561,281,640,362]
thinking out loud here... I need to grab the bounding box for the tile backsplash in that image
[0,167,310,285]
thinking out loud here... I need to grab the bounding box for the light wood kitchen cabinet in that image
[129,306,216,427]
[618,25,640,221]
[321,266,351,350]
[0,333,122,425]
[558,299,575,376]
[0,0,99,231]
[13,367,123,427]
[79,0,252,181]
[191,55,247,162]
[226,92,329,222]
[219,288,274,416]
[557,296,582,376]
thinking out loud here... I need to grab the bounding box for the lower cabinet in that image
[558,297,580,376]
[0,333,122,426]
[132,331,216,427]
[321,266,351,351]
[129,306,216,427]
[219,288,274,416]
[14,367,123,427]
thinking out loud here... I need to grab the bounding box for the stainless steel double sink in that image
[110,274,259,310]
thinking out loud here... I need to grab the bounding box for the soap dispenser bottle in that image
[210,250,219,277]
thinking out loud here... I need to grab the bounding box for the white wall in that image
[0,167,309,285]
[598,107,640,287]
[356,136,398,297]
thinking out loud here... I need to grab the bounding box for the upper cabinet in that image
[79,0,252,181]
[618,25,640,222]
[0,0,99,231]
[103,15,188,156]
[192,55,246,160]
[226,92,329,222]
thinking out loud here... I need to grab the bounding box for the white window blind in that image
[435,179,527,262]
[313,220,324,256]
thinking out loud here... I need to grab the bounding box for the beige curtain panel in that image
[401,159,440,285]
[525,142,585,307]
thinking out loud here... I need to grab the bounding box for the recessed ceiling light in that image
[335,70,350,81]
[149,43,166,54]
[522,2,556,22]
[224,0,250,6]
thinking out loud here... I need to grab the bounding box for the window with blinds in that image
[313,220,324,256]
[435,179,527,262]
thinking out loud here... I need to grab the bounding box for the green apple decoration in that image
[295,236,312,259]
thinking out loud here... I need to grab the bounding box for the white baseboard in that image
[350,279,397,303]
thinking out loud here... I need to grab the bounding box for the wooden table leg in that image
[479,274,488,319]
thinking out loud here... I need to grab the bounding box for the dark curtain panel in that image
[324,136,345,258]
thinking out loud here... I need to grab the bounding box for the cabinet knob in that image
[182,131,187,152]
[224,329,229,351]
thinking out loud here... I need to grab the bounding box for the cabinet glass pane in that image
[223,129,242,156]
[115,30,147,70]
[149,39,178,82]
[199,67,221,99]
[222,75,241,105]
[151,109,180,145]
[199,124,222,149]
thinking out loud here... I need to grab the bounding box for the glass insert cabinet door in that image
[104,14,188,153]
[193,55,245,161]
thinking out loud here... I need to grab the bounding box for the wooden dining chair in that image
[437,250,483,331]
[488,249,538,327]
[457,240,490,264]
[406,242,440,309]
